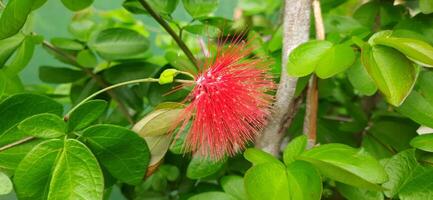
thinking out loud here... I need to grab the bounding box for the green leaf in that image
[186,155,226,179]
[188,192,236,200]
[300,144,388,190]
[337,183,384,200]
[76,49,97,68]
[182,0,219,18]
[410,134,433,152]
[90,28,149,60]
[0,171,13,195]
[283,135,307,165]
[420,0,433,14]
[133,108,183,137]
[220,175,247,200]
[286,161,322,200]
[81,124,150,185]
[243,148,281,166]
[4,35,36,75]
[287,40,333,77]
[18,113,66,138]
[148,0,179,15]
[68,100,107,131]
[238,0,281,15]
[50,38,84,51]
[0,33,25,66]
[315,44,356,78]
[122,0,146,14]
[0,140,42,175]
[14,139,104,200]
[141,135,171,166]
[0,0,33,39]
[398,166,433,200]
[372,31,433,68]
[158,69,179,85]
[361,45,418,106]
[60,0,94,11]
[0,93,63,146]
[244,162,290,200]
[381,149,418,198]
[0,71,6,98]
[39,66,85,83]
[347,56,377,96]
[68,19,95,41]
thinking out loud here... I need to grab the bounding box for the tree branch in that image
[256,0,311,156]
[303,0,325,149]
[137,0,198,69]
[42,41,134,124]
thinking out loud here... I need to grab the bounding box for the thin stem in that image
[137,0,198,69]
[303,0,324,149]
[0,136,34,152]
[65,78,194,117]
[42,41,135,124]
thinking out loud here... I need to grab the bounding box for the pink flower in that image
[175,34,275,160]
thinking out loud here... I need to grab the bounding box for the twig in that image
[303,0,325,149]
[42,41,134,124]
[0,136,34,152]
[137,0,198,69]
[256,0,311,156]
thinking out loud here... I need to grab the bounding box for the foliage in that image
[0,0,433,200]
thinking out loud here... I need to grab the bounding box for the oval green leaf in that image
[347,56,377,96]
[283,135,307,165]
[0,171,13,195]
[221,175,247,200]
[410,134,433,152]
[315,44,356,79]
[287,40,333,77]
[133,108,183,137]
[243,148,281,166]
[68,100,107,131]
[182,0,219,18]
[60,0,94,11]
[286,161,322,200]
[18,113,66,138]
[186,155,226,179]
[39,66,86,84]
[0,0,33,39]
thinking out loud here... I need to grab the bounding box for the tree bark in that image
[256,0,311,155]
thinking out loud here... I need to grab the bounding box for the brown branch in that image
[137,0,198,69]
[42,41,134,124]
[0,136,34,152]
[303,0,325,149]
[256,0,311,156]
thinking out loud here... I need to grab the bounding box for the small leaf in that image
[68,19,95,41]
[81,124,150,185]
[300,144,387,190]
[188,192,236,200]
[244,162,290,200]
[147,0,179,15]
[0,0,33,39]
[90,28,149,61]
[243,148,281,166]
[221,175,247,200]
[68,100,107,131]
[347,56,377,96]
[186,155,226,179]
[76,49,97,68]
[39,66,86,83]
[288,40,333,77]
[361,45,418,106]
[18,113,66,138]
[283,135,307,165]
[0,171,13,195]
[410,134,433,152]
[133,108,183,137]
[286,161,322,200]
[0,33,25,66]
[61,0,94,11]
[182,0,219,18]
[158,69,179,85]
[315,44,356,79]
[51,38,84,51]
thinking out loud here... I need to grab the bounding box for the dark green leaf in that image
[283,135,307,165]
[39,66,85,83]
[90,28,149,60]
[18,113,66,138]
[0,171,13,195]
[186,155,226,179]
[60,0,94,11]
[182,0,219,18]
[0,0,33,39]
[244,162,290,200]
[67,100,107,131]
[81,124,150,185]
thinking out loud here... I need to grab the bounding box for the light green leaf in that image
[188,192,236,200]
[0,171,13,195]
[0,0,33,39]
[283,135,307,165]
[148,0,179,15]
[0,139,42,175]
[0,33,25,66]
[39,66,85,83]
[361,45,418,106]
[68,100,107,131]
[4,35,36,75]
[286,160,322,200]
[221,175,247,200]
[300,144,387,190]
[18,113,66,138]
[287,40,333,77]
[133,108,183,137]
[68,19,95,41]
[410,134,433,152]
[76,49,97,68]
[81,124,150,185]
[419,0,433,14]
[182,0,219,18]
[51,38,84,51]
[315,44,356,78]
[158,69,179,85]
[60,0,94,11]
[347,56,377,96]
[244,162,290,200]
[14,139,104,200]
[337,183,384,200]
[238,0,281,15]
[186,155,226,179]
[90,28,149,60]
[243,148,281,166]
[399,166,433,200]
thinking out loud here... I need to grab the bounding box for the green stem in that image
[65,78,195,117]
[137,0,198,69]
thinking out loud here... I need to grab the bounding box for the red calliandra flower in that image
[175,33,275,160]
